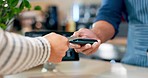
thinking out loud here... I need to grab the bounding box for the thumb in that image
[97,39,101,44]
[71,31,81,37]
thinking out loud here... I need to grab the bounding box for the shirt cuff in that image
[36,37,51,63]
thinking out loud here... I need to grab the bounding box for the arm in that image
[0,29,50,75]
[91,21,115,43]
[0,28,68,75]
[93,0,124,41]
[70,0,124,55]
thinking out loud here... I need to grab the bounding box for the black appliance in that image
[45,6,58,30]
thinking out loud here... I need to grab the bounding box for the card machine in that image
[69,38,98,45]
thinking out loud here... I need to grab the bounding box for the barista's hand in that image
[70,28,101,55]
[44,33,69,63]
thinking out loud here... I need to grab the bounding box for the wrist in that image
[91,21,115,43]
[91,27,104,43]
[36,37,51,62]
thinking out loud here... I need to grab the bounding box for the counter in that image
[4,58,148,78]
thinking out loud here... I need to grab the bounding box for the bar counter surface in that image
[4,58,148,78]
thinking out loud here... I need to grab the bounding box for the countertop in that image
[4,58,148,78]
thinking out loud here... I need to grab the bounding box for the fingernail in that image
[94,42,98,45]
[76,45,80,48]
[97,40,101,43]
[86,44,91,48]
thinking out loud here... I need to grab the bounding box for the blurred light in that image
[4,4,8,7]
[111,64,127,76]
[41,68,48,72]
[99,43,117,59]
[110,60,116,64]
[72,4,79,22]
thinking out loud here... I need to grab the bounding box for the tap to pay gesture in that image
[70,28,101,55]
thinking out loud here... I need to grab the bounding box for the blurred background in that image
[11,0,128,62]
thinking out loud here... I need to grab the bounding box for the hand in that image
[70,28,101,55]
[44,33,69,63]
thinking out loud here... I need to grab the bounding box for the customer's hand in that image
[44,33,69,63]
[70,28,101,55]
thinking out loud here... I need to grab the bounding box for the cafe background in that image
[11,0,128,62]
[4,0,147,78]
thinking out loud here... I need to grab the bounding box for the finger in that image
[82,41,100,55]
[88,47,99,55]
[74,49,80,53]
[69,43,81,49]
[82,48,93,55]
[97,40,101,43]
[75,44,92,52]
[82,42,98,55]
[87,41,101,55]
[72,31,81,37]
[72,28,86,37]
[79,28,87,31]
[81,35,88,38]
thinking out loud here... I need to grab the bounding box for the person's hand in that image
[70,28,101,55]
[44,33,69,63]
